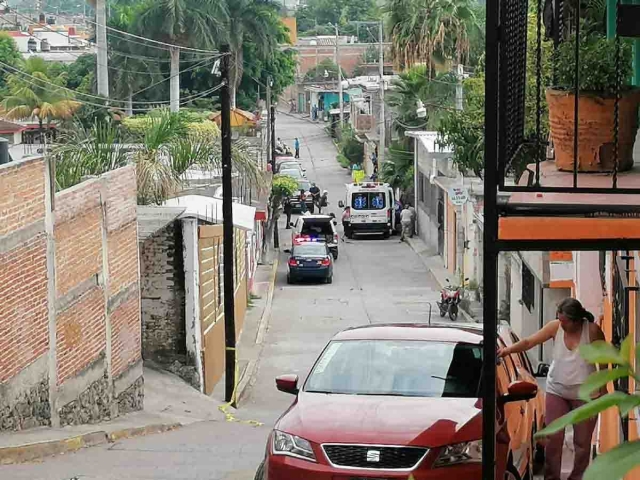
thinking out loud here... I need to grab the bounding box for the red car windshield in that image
[304,340,483,398]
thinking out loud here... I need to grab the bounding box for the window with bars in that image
[522,263,535,312]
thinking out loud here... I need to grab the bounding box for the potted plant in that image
[547,32,638,172]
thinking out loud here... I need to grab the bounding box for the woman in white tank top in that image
[498,298,606,480]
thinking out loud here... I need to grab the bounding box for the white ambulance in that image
[338,182,396,239]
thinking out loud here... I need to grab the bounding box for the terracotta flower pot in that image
[546,88,640,172]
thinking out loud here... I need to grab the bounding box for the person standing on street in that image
[317,190,328,214]
[283,197,293,228]
[400,204,413,242]
[408,203,416,237]
[299,189,308,214]
[309,183,320,213]
[294,137,300,159]
[498,298,606,480]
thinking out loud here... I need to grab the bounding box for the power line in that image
[4,12,222,64]
[0,59,221,106]
[82,17,222,55]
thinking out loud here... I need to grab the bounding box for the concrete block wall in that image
[139,221,186,364]
[0,157,143,432]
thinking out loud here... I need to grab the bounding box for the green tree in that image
[386,66,456,137]
[66,53,96,92]
[53,110,261,203]
[138,0,226,112]
[0,32,23,91]
[304,58,346,82]
[0,58,81,143]
[110,3,163,115]
[223,0,285,109]
[236,41,297,111]
[264,174,299,261]
[385,0,478,72]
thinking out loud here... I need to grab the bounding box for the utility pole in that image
[378,20,385,167]
[220,45,236,404]
[96,0,109,98]
[270,103,276,170]
[456,63,464,111]
[334,24,344,128]
[266,77,272,169]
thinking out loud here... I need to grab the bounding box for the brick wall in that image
[56,287,105,384]
[0,235,48,383]
[296,45,371,76]
[111,294,141,378]
[0,158,45,237]
[108,223,139,297]
[0,158,143,432]
[139,221,186,362]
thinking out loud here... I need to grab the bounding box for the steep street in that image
[0,114,443,480]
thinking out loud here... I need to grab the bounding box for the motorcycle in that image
[276,143,293,156]
[437,278,468,321]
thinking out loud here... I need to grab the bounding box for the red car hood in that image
[276,393,482,447]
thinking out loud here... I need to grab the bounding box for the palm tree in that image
[223,0,284,108]
[52,110,263,204]
[0,59,81,145]
[385,0,478,73]
[138,0,227,112]
[109,4,162,115]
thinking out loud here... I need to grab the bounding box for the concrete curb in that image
[235,257,279,406]
[404,237,478,323]
[0,423,181,465]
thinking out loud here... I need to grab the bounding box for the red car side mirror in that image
[276,374,299,395]
[500,380,538,404]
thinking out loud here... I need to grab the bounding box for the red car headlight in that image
[434,440,482,467]
[272,430,317,462]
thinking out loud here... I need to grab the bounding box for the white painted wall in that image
[182,218,204,393]
[574,251,604,321]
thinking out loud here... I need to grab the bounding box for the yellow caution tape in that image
[217,361,263,427]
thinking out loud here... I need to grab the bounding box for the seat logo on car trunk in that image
[366,450,381,463]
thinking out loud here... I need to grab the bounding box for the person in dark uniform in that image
[283,197,293,228]
[309,183,320,213]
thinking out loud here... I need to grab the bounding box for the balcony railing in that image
[489,0,640,196]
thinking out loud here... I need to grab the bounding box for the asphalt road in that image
[0,114,442,480]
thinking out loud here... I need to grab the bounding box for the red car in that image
[256,323,542,480]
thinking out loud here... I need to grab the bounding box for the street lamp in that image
[416,100,426,119]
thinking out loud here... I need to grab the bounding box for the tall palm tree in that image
[224,0,284,108]
[385,0,478,73]
[138,0,227,112]
[109,4,162,115]
[0,60,81,144]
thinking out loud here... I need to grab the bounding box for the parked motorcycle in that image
[437,278,469,321]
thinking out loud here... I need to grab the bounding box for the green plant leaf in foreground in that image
[578,367,630,401]
[579,340,626,365]
[584,440,640,480]
[536,392,632,438]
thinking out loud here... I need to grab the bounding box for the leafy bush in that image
[338,126,364,166]
[122,115,219,138]
[554,32,633,94]
[272,174,300,199]
[336,153,351,169]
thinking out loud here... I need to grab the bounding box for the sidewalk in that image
[0,261,279,465]
[211,259,278,407]
[0,366,226,464]
[404,235,483,323]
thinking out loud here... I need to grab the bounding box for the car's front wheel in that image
[254,460,265,480]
